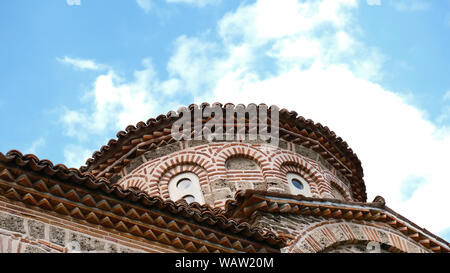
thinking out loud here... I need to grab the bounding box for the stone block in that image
[50,226,67,246]
[144,142,182,162]
[294,144,317,161]
[212,188,233,200]
[24,245,47,253]
[28,220,45,239]
[126,156,144,173]
[0,212,25,234]
[210,179,229,191]
[69,232,105,252]
[225,157,259,170]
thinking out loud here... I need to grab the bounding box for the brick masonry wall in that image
[250,212,430,253]
[117,140,353,208]
[0,200,184,253]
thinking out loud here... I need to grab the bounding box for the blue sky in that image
[1,0,449,241]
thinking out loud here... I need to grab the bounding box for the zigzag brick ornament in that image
[0,103,448,253]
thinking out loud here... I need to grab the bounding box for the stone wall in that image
[0,199,183,253]
[322,243,391,253]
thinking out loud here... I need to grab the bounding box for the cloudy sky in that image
[0,0,449,241]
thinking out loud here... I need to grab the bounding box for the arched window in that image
[286,173,311,197]
[168,172,205,204]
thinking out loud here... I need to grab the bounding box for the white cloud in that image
[437,91,450,124]
[366,0,381,6]
[63,145,93,168]
[24,137,46,155]
[66,0,81,6]
[444,90,450,101]
[60,0,450,238]
[57,56,106,71]
[136,0,152,13]
[165,0,220,7]
[390,0,431,12]
[60,59,183,141]
[165,0,450,236]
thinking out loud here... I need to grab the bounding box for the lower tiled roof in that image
[224,190,450,253]
[0,150,283,253]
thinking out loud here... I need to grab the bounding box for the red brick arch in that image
[280,164,320,197]
[287,220,427,253]
[272,152,333,198]
[213,143,272,179]
[144,151,215,195]
[158,164,210,199]
[117,174,149,194]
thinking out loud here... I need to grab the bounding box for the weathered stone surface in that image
[50,226,66,246]
[210,179,228,190]
[377,230,390,245]
[69,232,105,252]
[251,212,324,237]
[317,155,334,173]
[313,230,333,248]
[187,140,210,147]
[200,184,211,195]
[119,246,136,253]
[295,241,315,253]
[232,181,254,191]
[349,223,365,241]
[126,156,144,173]
[203,194,215,206]
[253,181,267,191]
[106,244,118,253]
[0,212,25,234]
[266,178,288,193]
[226,157,259,170]
[294,144,317,161]
[144,143,182,162]
[212,189,233,200]
[28,220,45,239]
[324,243,367,253]
[406,241,422,253]
[329,225,347,242]
[24,245,47,253]
[110,174,122,184]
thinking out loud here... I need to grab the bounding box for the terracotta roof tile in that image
[0,150,284,251]
[224,190,450,253]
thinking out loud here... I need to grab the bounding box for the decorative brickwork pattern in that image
[0,151,285,254]
[286,221,429,253]
[81,103,366,202]
[118,142,352,208]
[1,103,449,253]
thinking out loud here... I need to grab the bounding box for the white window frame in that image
[286,173,311,197]
[168,172,205,204]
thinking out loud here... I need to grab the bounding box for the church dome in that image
[80,103,366,206]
